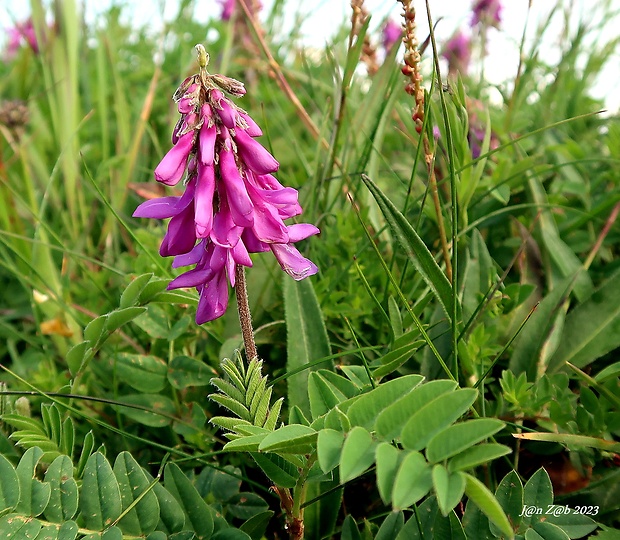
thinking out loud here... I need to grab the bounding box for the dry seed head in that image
[398,0,424,132]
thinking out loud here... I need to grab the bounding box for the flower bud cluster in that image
[134,47,318,324]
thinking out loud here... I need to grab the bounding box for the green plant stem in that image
[290,453,316,540]
[235,264,258,362]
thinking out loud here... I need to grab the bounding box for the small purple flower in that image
[134,45,319,324]
[382,19,402,53]
[218,0,235,21]
[5,18,39,59]
[442,31,471,77]
[471,0,502,27]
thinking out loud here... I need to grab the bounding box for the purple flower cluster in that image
[134,46,318,324]
[471,0,502,27]
[442,31,471,77]
[382,19,402,53]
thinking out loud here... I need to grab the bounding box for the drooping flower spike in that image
[134,45,319,324]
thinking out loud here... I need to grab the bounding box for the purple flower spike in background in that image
[442,31,471,78]
[471,0,502,28]
[382,19,402,53]
[134,45,319,324]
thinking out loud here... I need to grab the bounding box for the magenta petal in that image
[219,148,254,227]
[195,163,215,238]
[238,111,262,136]
[232,238,253,267]
[211,188,243,248]
[154,132,194,186]
[226,250,236,287]
[196,271,229,324]
[168,267,214,289]
[242,229,269,253]
[271,243,319,280]
[287,223,320,242]
[199,105,216,165]
[234,130,279,174]
[218,98,238,129]
[160,202,197,257]
[133,196,183,219]
[173,241,205,268]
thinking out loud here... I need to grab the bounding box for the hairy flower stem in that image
[235,264,258,362]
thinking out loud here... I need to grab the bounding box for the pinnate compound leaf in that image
[317,429,345,474]
[347,374,424,430]
[360,173,458,322]
[43,455,78,522]
[447,443,512,473]
[400,388,478,450]
[15,447,51,517]
[165,463,214,539]
[426,418,505,462]
[114,353,168,393]
[0,453,19,514]
[259,424,317,454]
[339,427,376,484]
[375,380,457,441]
[169,356,216,389]
[433,465,466,516]
[80,452,122,530]
[463,473,514,539]
[113,452,159,535]
[308,372,346,420]
[392,451,432,510]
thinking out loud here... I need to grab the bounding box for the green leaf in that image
[105,307,147,333]
[120,273,154,308]
[0,513,42,538]
[514,432,620,453]
[340,514,361,540]
[224,433,268,453]
[401,388,478,450]
[376,442,402,506]
[239,510,274,540]
[317,429,345,474]
[284,276,332,418]
[522,468,553,529]
[433,465,466,516]
[76,431,95,479]
[392,451,433,510]
[447,443,512,473]
[57,521,78,540]
[509,275,575,378]
[211,529,252,540]
[339,427,376,484]
[226,492,269,520]
[84,315,108,344]
[347,374,424,430]
[0,453,19,515]
[80,452,122,530]
[372,341,426,379]
[132,306,170,339]
[462,499,493,540]
[375,380,457,441]
[532,521,570,540]
[258,424,317,454]
[113,452,159,536]
[463,473,514,539]
[43,455,78,522]
[308,372,347,420]
[550,270,620,371]
[165,463,214,540]
[545,512,597,538]
[168,356,216,389]
[491,471,523,537]
[15,447,51,517]
[360,174,458,322]
[114,394,176,428]
[250,453,299,488]
[149,479,185,534]
[426,418,505,462]
[137,279,169,304]
[65,341,92,376]
[114,353,168,393]
[375,511,404,540]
